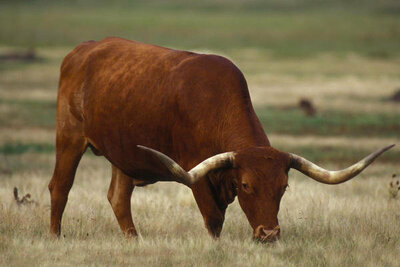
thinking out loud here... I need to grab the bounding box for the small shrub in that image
[388,174,400,199]
[13,187,38,206]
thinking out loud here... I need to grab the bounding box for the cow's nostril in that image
[254,225,280,243]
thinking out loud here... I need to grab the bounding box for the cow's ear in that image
[232,174,240,187]
[230,163,240,189]
[232,178,239,192]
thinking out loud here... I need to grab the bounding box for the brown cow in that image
[49,37,393,242]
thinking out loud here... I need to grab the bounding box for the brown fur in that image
[49,37,290,241]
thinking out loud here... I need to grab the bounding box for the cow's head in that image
[233,146,289,242]
[137,144,394,242]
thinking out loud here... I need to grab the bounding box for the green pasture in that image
[1,0,400,57]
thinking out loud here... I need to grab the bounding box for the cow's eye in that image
[241,182,254,194]
[242,182,249,190]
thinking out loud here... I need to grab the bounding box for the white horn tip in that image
[137,145,149,150]
[380,144,395,154]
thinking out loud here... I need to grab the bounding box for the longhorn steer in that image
[49,37,393,242]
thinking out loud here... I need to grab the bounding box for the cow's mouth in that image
[253,225,280,243]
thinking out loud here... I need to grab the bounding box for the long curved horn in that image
[137,145,236,186]
[289,144,395,184]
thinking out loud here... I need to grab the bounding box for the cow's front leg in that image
[108,165,137,237]
[191,177,226,238]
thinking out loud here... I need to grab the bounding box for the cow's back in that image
[59,38,268,175]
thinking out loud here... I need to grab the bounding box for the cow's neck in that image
[221,109,270,152]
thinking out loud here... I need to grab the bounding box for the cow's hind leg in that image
[48,132,87,237]
[108,165,137,237]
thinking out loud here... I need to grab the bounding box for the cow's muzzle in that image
[253,225,280,243]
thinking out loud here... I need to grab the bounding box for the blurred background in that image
[0,0,399,166]
[0,1,399,265]
[1,0,400,55]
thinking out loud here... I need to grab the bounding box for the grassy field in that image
[1,0,400,266]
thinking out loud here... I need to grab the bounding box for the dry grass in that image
[0,47,399,266]
[0,155,399,266]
